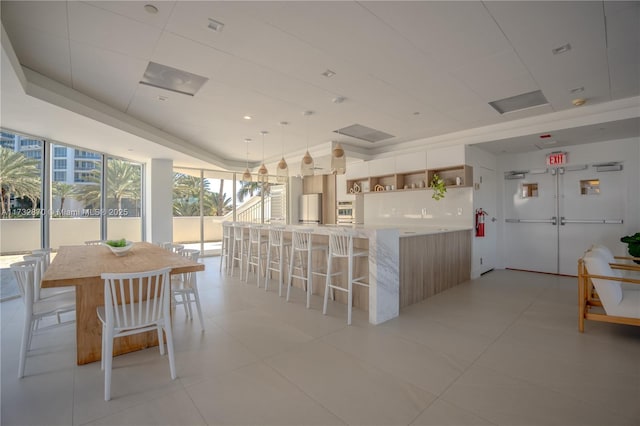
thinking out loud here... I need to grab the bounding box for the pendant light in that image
[331,129,346,175]
[242,138,252,182]
[277,121,289,183]
[258,131,268,182]
[300,110,314,177]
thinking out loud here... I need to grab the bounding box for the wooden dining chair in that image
[10,261,75,378]
[98,267,176,401]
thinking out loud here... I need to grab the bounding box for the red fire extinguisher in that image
[475,208,487,237]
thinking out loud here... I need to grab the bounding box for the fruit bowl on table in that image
[104,239,134,256]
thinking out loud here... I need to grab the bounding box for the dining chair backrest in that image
[101,268,172,331]
[11,260,36,307]
[23,253,46,301]
[85,240,104,246]
[179,249,200,287]
[31,248,51,269]
[165,244,184,254]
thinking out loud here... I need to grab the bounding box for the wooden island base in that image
[399,230,471,308]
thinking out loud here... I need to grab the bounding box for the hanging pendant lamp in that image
[331,129,346,175]
[277,121,289,183]
[258,131,268,182]
[242,138,252,182]
[300,111,314,177]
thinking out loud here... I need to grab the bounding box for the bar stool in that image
[230,223,249,278]
[265,226,290,296]
[287,228,326,308]
[219,221,233,273]
[245,224,268,287]
[323,231,369,325]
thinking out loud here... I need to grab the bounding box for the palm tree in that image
[210,192,232,216]
[0,147,41,216]
[172,173,213,216]
[75,159,141,215]
[237,181,271,203]
[106,160,140,216]
[217,178,225,216]
[52,182,75,213]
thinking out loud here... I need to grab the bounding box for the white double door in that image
[504,166,624,275]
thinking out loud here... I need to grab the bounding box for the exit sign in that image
[546,152,567,166]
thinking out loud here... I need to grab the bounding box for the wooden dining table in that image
[41,242,204,365]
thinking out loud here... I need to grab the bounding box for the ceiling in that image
[1,1,639,169]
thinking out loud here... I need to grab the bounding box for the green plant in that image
[620,232,640,264]
[105,238,127,248]
[430,173,447,201]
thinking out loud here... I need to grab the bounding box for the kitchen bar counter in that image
[276,224,472,324]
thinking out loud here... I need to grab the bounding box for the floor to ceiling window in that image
[50,144,102,248]
[0,131,43,300]
[172,167,288,256]
[1,129,146,301]
[105,157,143,242]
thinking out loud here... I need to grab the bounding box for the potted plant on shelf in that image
[430,173,446,201]
[620,232,640,264]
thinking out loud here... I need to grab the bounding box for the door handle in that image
[491,217,496,222]
[560,216,566,226]
[552,216,557,226]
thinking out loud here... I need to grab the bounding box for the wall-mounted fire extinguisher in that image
[475,208,488,237]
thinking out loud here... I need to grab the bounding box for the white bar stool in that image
[219,221,233,273]
[323,231,369,325]
[230,223,249,278]
[265,226,290,296]
[287,228,325,308]
[245,224,268,287]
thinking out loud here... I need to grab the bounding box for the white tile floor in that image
[2,257,639,425]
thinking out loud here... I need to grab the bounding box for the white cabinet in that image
[368,157,395,176]
[336,174,355,201]
[426,145,466,169]
[395,152,427,173]
[345,161,368,179]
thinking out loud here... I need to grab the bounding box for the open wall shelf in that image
[345,165,472,194]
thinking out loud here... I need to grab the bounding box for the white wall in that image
[145,159,173,244]
[466,145,499,278]
[363,187,473,228]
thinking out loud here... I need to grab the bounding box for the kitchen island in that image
[279,224,472,324]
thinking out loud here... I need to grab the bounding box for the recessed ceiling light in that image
[552,43,572,55]
[332,96,346,104]
[144,4,158,14]
[413,111,420,116]
[569,86,584,94]
[302,110,314,116]
[208,18,224,32]
[322,69,336,78]
[243,115,252,120]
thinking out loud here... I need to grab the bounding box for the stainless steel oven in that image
[337,201,354,224]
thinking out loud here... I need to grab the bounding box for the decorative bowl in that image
[105,240,134,256]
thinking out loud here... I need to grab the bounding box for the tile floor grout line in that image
[260,358,349,426]
[405,288,545,425]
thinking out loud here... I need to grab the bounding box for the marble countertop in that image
[282,223,472,238]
